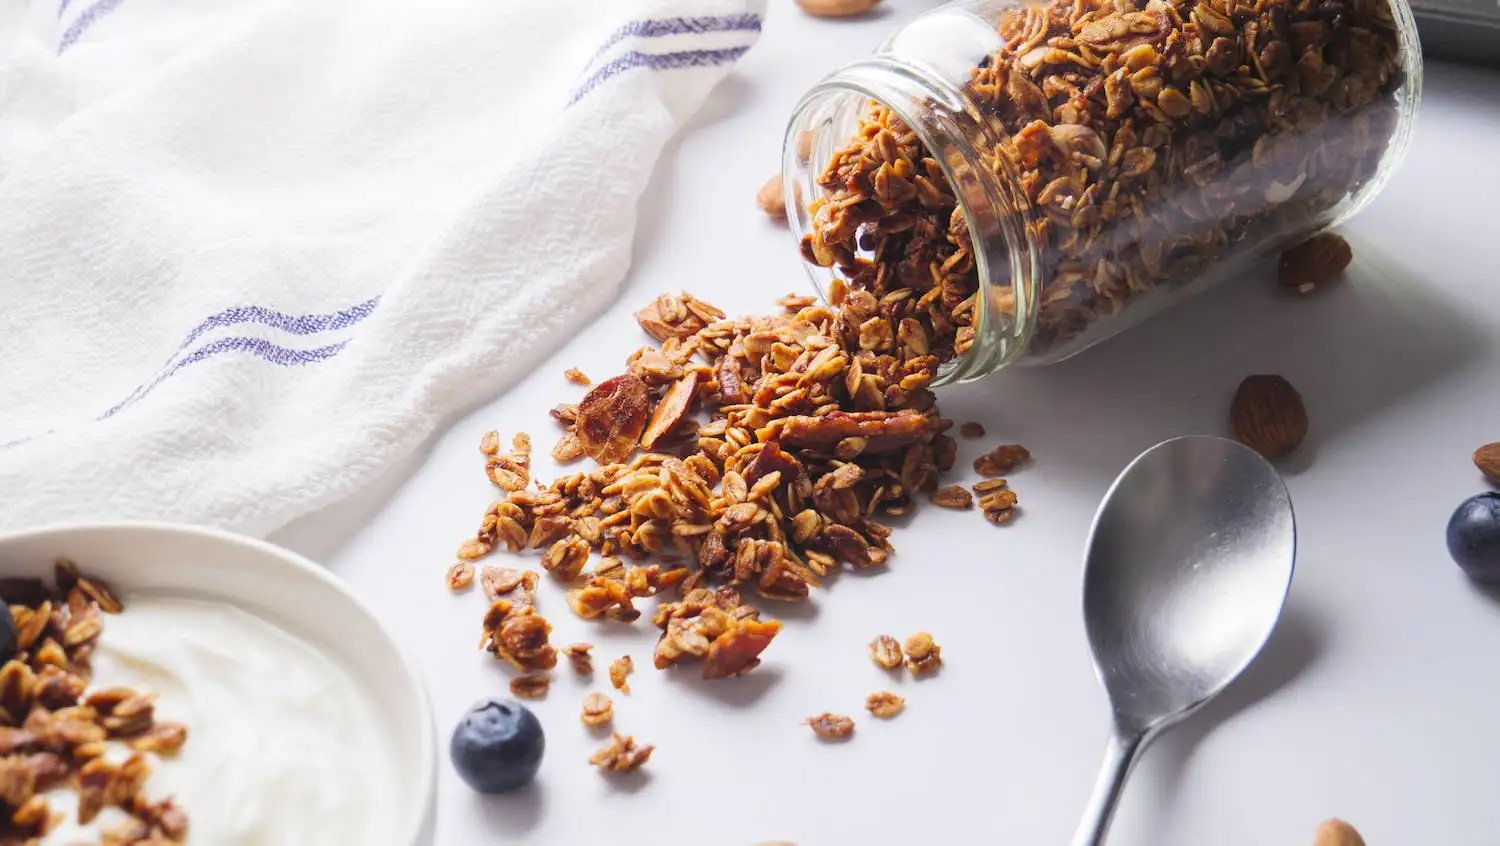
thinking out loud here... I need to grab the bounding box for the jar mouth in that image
[782,57,1040,387]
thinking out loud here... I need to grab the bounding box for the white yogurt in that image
[41,595,398,845]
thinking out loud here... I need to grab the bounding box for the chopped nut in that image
[564,367,591,385]
[974,444,1030,476]
[589,732,653,772]
[1230,375,1308,460]
[609,656,633,694]
[509,674,551,699]
[1313,819,1364,846]
[479,430,500,456]
[1279,233,1353,295]
[481,567,536,604]
[977,484,1019,525]
[565,643,594,674]
[959,422,986,438]
[640,372,700,450]
[1475,443,1500,485]
[804,713,855,740]
[581,692,613,727]
[865,691,905,718]
[929,485,973,509]
[868,635,904,670]
[756,175,786,219]
[904,631,942,675]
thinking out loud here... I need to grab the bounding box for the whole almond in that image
[756,175,785,220]
[1474,442,1500,485]
[1278,232,1353,295]
[796,0,880,17]
[1230,374,1308,460]
[1313,818,1364,846]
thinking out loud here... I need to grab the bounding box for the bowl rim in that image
[0,519,437,845]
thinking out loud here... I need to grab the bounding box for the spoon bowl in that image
[1071,436,1295,846]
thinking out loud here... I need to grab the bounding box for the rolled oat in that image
[580,692,613,728]
[609,656,633,694]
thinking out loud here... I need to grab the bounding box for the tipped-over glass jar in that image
[784,0,1421,384]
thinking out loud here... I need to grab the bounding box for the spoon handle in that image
[1069,727,1146,846]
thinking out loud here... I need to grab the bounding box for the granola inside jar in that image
[784,0,1420,384]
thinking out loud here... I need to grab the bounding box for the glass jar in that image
[783,0,1421,384]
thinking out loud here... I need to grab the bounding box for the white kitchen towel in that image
[0,0,765,536]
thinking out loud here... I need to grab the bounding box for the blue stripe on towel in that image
[103,337,351,419]
[587,14,762,66]
[568,45,751,106]
[59,0,127,53]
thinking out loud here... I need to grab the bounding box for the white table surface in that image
[271,5,1500,844]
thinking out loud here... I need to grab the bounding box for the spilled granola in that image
[449,287,995,683]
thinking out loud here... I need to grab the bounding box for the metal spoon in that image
[1070,436,1296,846]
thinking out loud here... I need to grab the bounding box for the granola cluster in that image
[453,288,1029,690]
[588,732,654,772]
[0,561,188,843]
[802,0,1404,362]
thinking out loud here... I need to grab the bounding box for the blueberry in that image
[1447,492,1500,582]
[450,697,544,793]
[0,606,13,658]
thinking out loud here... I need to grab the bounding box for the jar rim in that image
[781,56,1041,387]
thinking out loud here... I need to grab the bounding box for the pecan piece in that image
[868,635,903,670]
[765,410,941,454]
[974,444,1030,476]
[703,619,781,679]
[509,674,551,699]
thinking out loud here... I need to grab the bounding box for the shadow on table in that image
[1132,599,1328,838]
[939,234,1488,495]
[472,778,547,837]
[665,663,785,707]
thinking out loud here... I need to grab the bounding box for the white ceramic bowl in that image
[0,521,436,845]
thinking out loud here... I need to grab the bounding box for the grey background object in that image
[1412,0,1500,65]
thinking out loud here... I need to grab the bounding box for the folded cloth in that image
[0,0,765,536]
